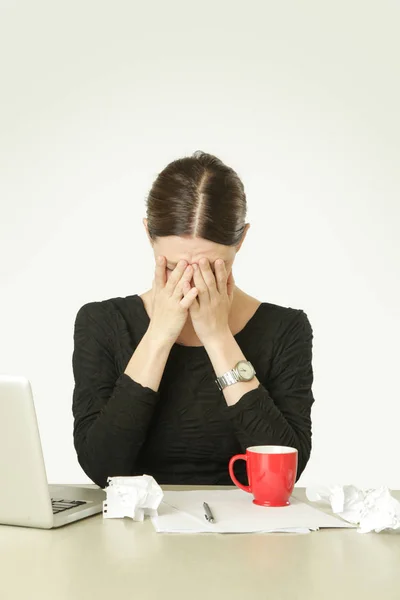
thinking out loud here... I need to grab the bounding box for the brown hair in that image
[145,151,247,246]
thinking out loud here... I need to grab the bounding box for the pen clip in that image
[203,502,215,523]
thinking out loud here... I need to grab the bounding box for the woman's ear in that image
[235,223,250,253]
[143,218,153,246]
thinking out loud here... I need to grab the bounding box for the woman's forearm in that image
[205,329,260,406]
[124,327,174,392]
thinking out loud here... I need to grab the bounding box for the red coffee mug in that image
[229,445,298,507]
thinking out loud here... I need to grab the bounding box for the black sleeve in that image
[225,310,315,481]
[72,302,161,488]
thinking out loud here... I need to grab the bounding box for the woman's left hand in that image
[189,258,235,345]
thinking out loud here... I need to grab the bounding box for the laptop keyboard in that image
[51,498,88,514]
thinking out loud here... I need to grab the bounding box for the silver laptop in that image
[0,374,105,529]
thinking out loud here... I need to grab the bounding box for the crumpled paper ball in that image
[103,474,164,520]
[306,485,400,533]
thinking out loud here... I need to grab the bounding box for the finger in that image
[154,255,167,289]
[188,284,200,313]
[215,259,227,294]
[173,264,193,298]
[192,263,208,297]
[180,284,198,309]
[165,259,188,294]
[199,258,217,292]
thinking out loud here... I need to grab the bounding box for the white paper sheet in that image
[151,489,355,534]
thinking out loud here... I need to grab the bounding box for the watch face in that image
[236,361,254,380]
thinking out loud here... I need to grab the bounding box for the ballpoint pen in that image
[203,502,215,523]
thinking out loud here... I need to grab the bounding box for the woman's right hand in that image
[148,256,199,345]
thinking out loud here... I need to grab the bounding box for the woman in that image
[72,151,315,489]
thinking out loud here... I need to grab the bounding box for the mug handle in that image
[228,454,251,493]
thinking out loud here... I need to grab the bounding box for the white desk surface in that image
[1,485,399,600]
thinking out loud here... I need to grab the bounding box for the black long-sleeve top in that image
[72,294,315,489]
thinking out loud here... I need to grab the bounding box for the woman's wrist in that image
[144,326,175,352]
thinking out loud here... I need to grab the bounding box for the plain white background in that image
[0,0,399,489]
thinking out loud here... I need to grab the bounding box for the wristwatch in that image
[215,360,256,391]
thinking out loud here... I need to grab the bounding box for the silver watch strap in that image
[215,368,239,391]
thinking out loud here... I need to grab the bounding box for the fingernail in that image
[193,263,198,270]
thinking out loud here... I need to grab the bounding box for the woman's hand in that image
[189,258,235,345]
[148,256,199,345]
